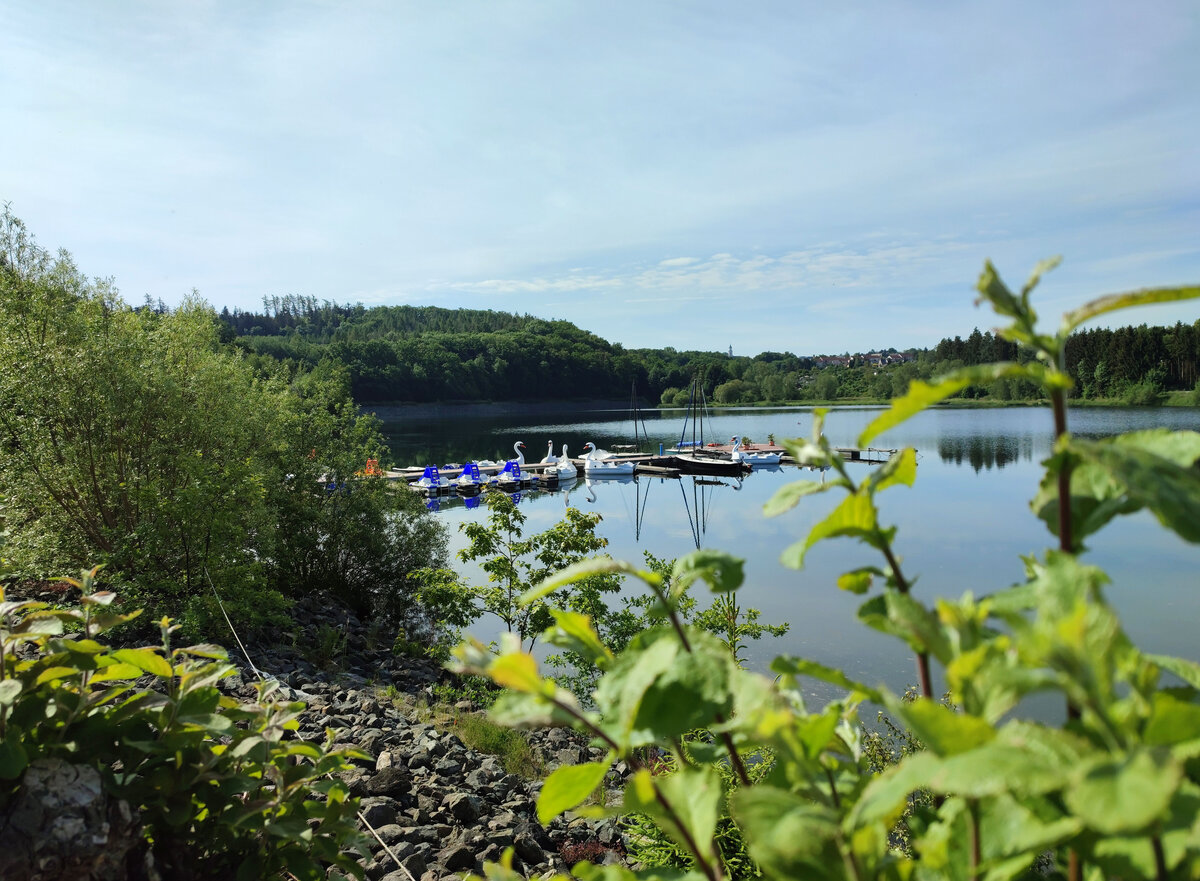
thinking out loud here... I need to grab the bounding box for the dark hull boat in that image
[647,454,750,477]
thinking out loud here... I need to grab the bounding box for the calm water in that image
[379,403,1200,708]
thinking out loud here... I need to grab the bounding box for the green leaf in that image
[836,567,880,594]
[522,557,653,606]
[1021,255,1063,299]
[1148,654,1200,690]
[594,630,734,747]
[624,766,723,867]
[780,490,876,570]
[762,478,837,518]
[893,697,995,757]
[34,665,81,686]
[89,662,143,682]
[671,549,745,594]
[542,610,614,669]
[866,447,918,494]
[488,691,584,729]
[0,679,21,706]
[731,786,843,881]
[852,751,942,827]
[1073,433,1200,543]
[858,591,951,662]
[770,656,883,703]
[1061,284,1200,336]
[487,652,544,693]
[930,742,1069,798]
[1143,692,1200,746]
[858,363,1044,447]
[974,259,1025,320]
[1064,748,1183,834]
[537,760,610,824]
[111,647,174,678]
[0,730,29,779]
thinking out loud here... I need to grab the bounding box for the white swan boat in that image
[730,437,781,466]
[582,442,636,477]
[555,443,578,479]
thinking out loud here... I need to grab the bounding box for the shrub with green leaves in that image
[0,568,368,881]
[454,262,1200,881]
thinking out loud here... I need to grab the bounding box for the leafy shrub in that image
[455,261,1200,881]
[0,568,368,880]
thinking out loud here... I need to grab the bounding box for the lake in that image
[378,403,1200,709]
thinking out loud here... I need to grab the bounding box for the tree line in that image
[222,297,1200,405]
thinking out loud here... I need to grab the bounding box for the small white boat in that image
[583,442,636,477]
[730,437,781,466]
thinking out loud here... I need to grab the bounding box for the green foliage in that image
[428,493,621,652]
[0,568,368,880]
[457,262,1200,881]
[0,207,448,639]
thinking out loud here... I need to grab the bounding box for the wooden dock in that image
[386,444,905,487]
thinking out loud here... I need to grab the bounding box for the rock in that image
[365,766,412,800]
[443,792,484,824]
[360,798,399,828]
[0,758,141,881]
[438,842,477,873]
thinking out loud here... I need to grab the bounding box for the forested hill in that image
[221,296,725,403]
[221,297,1200,405]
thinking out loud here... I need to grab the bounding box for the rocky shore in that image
[233,594,633,881]
[2,587,635,881]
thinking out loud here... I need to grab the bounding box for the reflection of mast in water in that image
[678,475,741,549]
[634,475,653,540]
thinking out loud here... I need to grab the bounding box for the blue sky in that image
[3,1,1198,355]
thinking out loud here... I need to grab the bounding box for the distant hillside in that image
[221,297,1199,405]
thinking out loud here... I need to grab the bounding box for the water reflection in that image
[936,433,1036,471]
[395,405,1200,716]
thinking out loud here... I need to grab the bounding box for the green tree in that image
[429,493,620,652]
[0,207,284,634]
[265,362,449,629]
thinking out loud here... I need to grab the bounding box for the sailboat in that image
[651,376,750,477]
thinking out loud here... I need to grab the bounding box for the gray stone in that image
[360,798,398,828]
[0,759,141,881]
[438,843,477,873]
[443,792,484,823]
[365,766,412,799]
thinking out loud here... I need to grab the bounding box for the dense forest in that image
[222,296,1200,406]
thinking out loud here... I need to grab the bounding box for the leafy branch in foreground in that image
[0,567,368,880]
[454,262,1200,881]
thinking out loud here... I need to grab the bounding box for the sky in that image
[3,1,1198,355]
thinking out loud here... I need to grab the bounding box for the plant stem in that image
[878,541,934,700]
[1050,389,1076,556]
[1152,834,1169,881]
[824,765,841,810]
[662,591,752,786]
[652,782,724,881]
[968,799,981,881]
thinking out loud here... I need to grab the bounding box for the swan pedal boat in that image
[582,442,636,477]
[730,438,782,466]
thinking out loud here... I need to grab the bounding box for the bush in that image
[0,569,368,880]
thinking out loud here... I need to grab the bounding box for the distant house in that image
[813,355,851,368]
